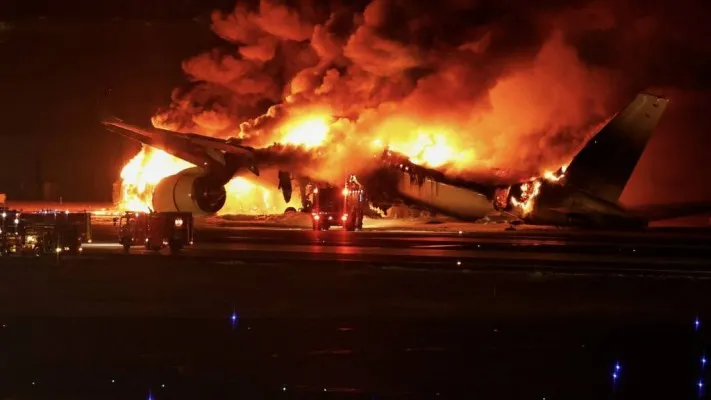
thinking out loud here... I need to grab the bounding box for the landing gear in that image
[313,222,330,231]
[344,218,363,231]
[169,240,183,254]
[121,237,132,253]
[344,212,364,232]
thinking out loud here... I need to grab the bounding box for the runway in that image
[82,224,711,277]
[4,224,711,398]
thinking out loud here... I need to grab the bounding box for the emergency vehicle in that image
[114,211,193,254]
[311,175,367,231]
[1,209,88,256]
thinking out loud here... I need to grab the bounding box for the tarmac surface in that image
[87,223,711,276]
[2,222,711,398]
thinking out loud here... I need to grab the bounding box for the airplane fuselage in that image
[106,92,682,225]
[517,181,648,229]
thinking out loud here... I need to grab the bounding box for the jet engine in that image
[152,167,227,215]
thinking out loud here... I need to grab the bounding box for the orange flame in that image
[370,127,476,169]
[221,176,298,215]
[118,100,566,217]
[542,165,567,183]
[118,148,296,214]
[510,180,542,215]
[509,165,567,216]
[119,147,193,212]
[118,108,479,214]
[118,121,311,214]
[278,114,331,148]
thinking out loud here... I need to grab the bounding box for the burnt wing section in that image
[564,93,669,204]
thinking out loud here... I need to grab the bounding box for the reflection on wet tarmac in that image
[0,317,710,398]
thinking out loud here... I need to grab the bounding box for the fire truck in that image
[310,175,367,231]
[114,211,194,254]
[1,209,89,256]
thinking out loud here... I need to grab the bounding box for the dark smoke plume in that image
[152,0,711,182]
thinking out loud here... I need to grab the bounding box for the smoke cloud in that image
[152,0,711,184]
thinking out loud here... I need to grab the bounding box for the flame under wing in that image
[102,118,260,181]
[103,118,296,208]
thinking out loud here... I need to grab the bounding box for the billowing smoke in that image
[152,0,707,184]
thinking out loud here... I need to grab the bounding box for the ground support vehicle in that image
[114,211,194,254]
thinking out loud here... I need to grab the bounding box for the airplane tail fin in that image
[563,92,669,204]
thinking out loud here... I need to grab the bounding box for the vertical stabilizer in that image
[564,93,668,204]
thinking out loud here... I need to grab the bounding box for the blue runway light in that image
[703,356,707,367]
[612,361,621,383]
[696,317,701,330]
[230,309,239,328]
[699,380,704,389]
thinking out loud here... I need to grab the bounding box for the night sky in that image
[1,0,710,205]
[0,0,231,201]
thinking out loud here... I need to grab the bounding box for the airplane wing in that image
[102,118,261,179]
[102,117,300,201]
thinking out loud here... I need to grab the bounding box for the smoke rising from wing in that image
[151,0,708,184]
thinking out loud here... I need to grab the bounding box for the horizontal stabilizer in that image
[627,201,711,221]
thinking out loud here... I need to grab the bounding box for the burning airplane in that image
[104,0,711,228]
[106,91,711,229]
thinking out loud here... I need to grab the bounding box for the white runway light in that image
[82,243,123,249]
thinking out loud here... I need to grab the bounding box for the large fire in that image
[222,177,291,214]
[372,130,475,169]
[115,0,622,215]
[118,146,295,214]
[509,166,568,216]
[117,112,332,213]
[117,110,481,213]
[119,147,193,212]
[278,114,331,148]
[117,107,570,214]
